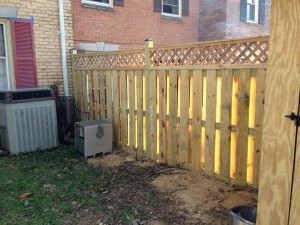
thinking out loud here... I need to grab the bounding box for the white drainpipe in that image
[58,0,69,96]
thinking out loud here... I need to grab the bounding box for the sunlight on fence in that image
[72,36,268,187]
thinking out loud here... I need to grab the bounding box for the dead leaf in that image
[20,192,32,199]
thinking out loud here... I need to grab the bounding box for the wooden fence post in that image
[145,39,153,159]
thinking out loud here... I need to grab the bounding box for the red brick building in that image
[71,0,271,50]
[71,0,199,49]
[199,0,271,41]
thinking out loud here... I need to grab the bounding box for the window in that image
[0,23,10,90]
[162,0,180,17]
[240,0,265,24]
[154,0,189,18]
[82,0,113,8]
[246,0,258,22]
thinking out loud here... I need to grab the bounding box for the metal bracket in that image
[285,112,300,127]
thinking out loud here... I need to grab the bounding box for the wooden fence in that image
[72,36,269,187]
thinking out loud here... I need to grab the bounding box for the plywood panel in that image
[253,69,266,187]
[220,69,233,181]
[205,70,217,176]
[178,70,190,168]
[235,69,251,185]
[112,70,120,146]
[106,71,113,121]
[120,70,127,147]
[191,70,203,171]
[158,70,166,162]
[93,71,100,120]
[168,70,178,166]
[257,0,300,221]
[99,72,106,119]
[136,70,143,155]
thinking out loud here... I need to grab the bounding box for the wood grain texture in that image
[235,69,251,185]
[112,70,120,146]
[179,70,190,168]
[150,70,157,161]
[205,70,217,176]
[192,70,203,171]
[257,0,300,224]
[99,73,106,119]
[158,70,166,163]
[93,71,100,120]
[168,70,178,166]
[120,70,127,147]
[253,69,267,187]
[136,70,143,155]
[128,71,135,149]
[220,70,233,181]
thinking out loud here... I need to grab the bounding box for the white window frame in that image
[0,22,10,90]
[246,0,259,23]
[82,0,113,8]
[162,0,182,18]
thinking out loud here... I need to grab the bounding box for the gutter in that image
[58,0,69,96]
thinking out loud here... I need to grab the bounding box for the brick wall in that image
[1,1,74,95]
[225,0,271,38]
[71,0,199,49]
[199,0,271,41]
[198,0,227,41]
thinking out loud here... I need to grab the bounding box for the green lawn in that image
[0,147,183,225]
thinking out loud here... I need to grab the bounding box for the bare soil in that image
[87,150,257,225]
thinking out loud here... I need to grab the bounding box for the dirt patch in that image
[87,151,257,225]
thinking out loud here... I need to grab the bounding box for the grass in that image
[0,147,117,225]
[0,147,186,225]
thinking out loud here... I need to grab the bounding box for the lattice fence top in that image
[73,50,145,69]
[73,36,268,69]
[150,36,269,66]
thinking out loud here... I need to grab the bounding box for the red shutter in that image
[11,19,38,88]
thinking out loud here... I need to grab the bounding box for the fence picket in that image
[99,73,106,119]
[120,70,127,147]
[253,69,267,187]
[106,71,113,122]
[113,70,120,146]
[158,70,166,163]
[235,69,251,185]
[93,71,100,120]
[192,70,203,171]
[205,70,217,176]
[150,70,157,161]
[129,71,135,150]
[136,70,143,155]
[168,70,178,166]
[179,70,190,168]
[76,70,83,120]
[220,70,233,181]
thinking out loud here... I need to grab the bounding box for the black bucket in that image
[230,206,256,225]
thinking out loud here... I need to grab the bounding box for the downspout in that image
[58,0,69,96]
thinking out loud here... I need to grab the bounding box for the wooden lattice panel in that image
[73,51,145,69]
[150,37,269,66]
